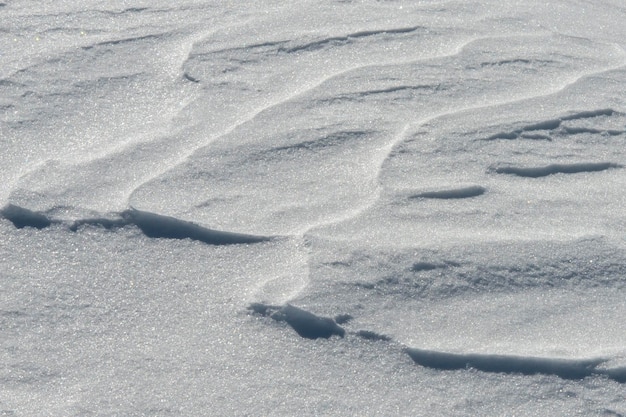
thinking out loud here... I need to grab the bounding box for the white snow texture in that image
[1,1,626,416]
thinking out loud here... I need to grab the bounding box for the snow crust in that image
[2,1,626,415]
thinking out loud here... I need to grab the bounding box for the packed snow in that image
[1,1,626,415]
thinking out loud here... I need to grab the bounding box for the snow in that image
[1,1,626,415]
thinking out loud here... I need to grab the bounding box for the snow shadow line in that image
[406,348,626,383]
[249,303,626,383]
[0,204,272,245]
[409,185,486,200]
[492,162,622,178]
[484,108,621,141]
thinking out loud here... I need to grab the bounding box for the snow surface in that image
[2,1,626,415]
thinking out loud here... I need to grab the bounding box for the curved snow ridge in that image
[484,108,620,140]
[409,185,486,200]
[182,24,432,84]
[405,348,626,383]
[562,126,624,136]
[265,130,375,154]
[81,33,166,50]
[248,303,626,383]
[320,239,626,304]
[0,204,272,245]
[319,83,443,104]
[177,33,477,143]
[119,208,273,245]
[136,33,554,201]
[491,162,622,178]
[281,26,423,54]
[373,53,626,198]
[189,25,423,58]
[561,108,617,120]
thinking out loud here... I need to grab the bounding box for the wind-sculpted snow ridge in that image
[327,83,449,106]
[405,348,626,383]
[248,303,625,382]
[410,185,486,200]
[282,28,420,54]
[300,239,626,326]
[484,108,622,140]
[319,84,443,104]
[249,303,345,339]
[119,208,272,245]
[81,34,166,50]
[1,204,271,245]
[169,36,606,235]
[561,108,617,120]
[181,22,457,89]
[492,162,622,178]
[266,130,375,154]
[225,26,423,56]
